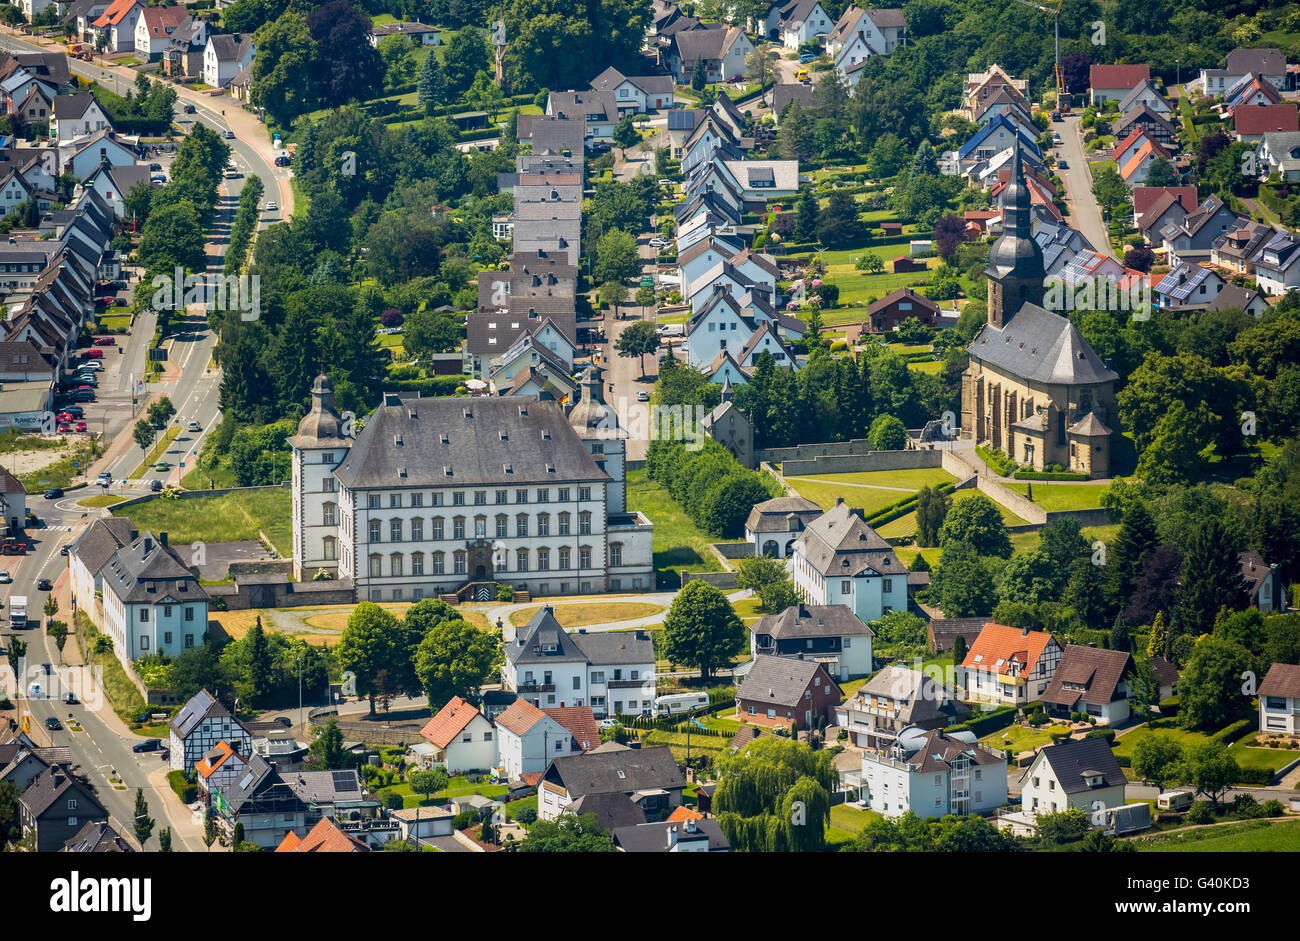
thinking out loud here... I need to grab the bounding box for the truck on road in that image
[10,596,26,630]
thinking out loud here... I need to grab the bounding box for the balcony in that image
[606,678,647,689]
[517,683,556,694]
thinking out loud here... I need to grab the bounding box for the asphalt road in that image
[1052,112,1113,258]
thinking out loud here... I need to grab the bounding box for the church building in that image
[960,140,1119,477]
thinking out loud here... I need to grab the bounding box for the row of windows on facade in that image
[325,511,598,541]
[521,669,644,685]
[315,474,595,508]
[365,578,640,602]
[136,606,198,622]
[136,632,198,651]
[342,544,621,575]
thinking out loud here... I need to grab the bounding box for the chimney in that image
[159,531,168,547]
[143,536,153,553]
[666,824,679,849]
[1021,626,1030,637]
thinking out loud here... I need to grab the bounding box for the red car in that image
[75,421,87,432]
[58,422,74,433]
[83,348,103,359]
[93,337,116,346]
[57,412,73,422]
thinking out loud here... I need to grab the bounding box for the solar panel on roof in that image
[332,771,355,791]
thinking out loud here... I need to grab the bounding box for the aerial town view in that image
[0,0,1297,905]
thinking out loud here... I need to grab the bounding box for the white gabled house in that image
[1019,738,1126,817]
[50,91,113,144]
[1258,663,1300,736]
[91,0,145,53]
[789,499,909,624]
[493,699,576,782]
[418,696,498,774]
[202,32,255,89]
[845,727,1006,820]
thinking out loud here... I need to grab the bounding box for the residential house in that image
[91,0,145,53]
[1159,194,1242,269]
[62,820,132,852]
[202,33,254,89]
[1040,645,1136,725]
[1210,220,1274,276]
[367,22,440,47]
[848,727,1007,820]
[764,0,834,50]
[65,0,112,43]
[168,689,252,774]
[537,745,685,821]
[1234,103,1299,142]
[867,287,940,333]
[970,86,1035,133]
[1118,135,1173,187]
[563,790,649,831]
[1114,105,1178,151]
[1225,72,1281,112]
[612,817,730,852]
[134,6,189,61]
[769,83,813,125]
[216,754,366,848]
[19,765,109,853]
[1206,282,1270,317]
[1089,64,1150,105]
[588,66,674,113]
[162,17,209,78]
[1133,185,1198,240]
[1259,130,1300,181]
[964,65,1028,121]
[195,739,250,808]
[1240,550,1288,613]
[1020,738,1126,817]
[1117,79,1170,116]
[1254,228,1300,295]
[677,232,746,300]
[665,26,754,85]
[1195,47,1287,98]
[1257,662,1300,736]
[838,665,970,750]
[926,617,988,656]
[955,114,1042,167]
[50,92,113,145]
[735,653,843,731]
[494,699,578,782]
[1153,262,1227,309]
[686,257,777,312]
[502,607,656,718]
[100,530,209,671]
[748,603,873,681]
[78,162,150,218]
[67,129,139,180]
[418,696,498,774]
[956,622,1063,705]
[465,299,576,378]
[745,495,823,558]
[546,90,618,144]
[827,6,905,85]
[665,107,702,157]
[789,499,908,624]
[275,816,369,852]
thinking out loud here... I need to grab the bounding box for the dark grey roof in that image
[896,728,1003,773]
[207,33,252,63]
[735,654,837,708]
[1038,738,1126,794]
[751,604,874,640]
[570,629,655,666]
[290,374,349,449]
[20,766,104,819]
[791,500,906,578]
[71,516,137,576]
[744,495,822,533]
[771,83,813,118]
[333,396,607,490]
[100,531,206,605]
[169,689,233,740]
[613,817,729,851]
[62,820,132,852]
[543,745,685,797]
[565,792,648,830]
[508,606,587,665]
[966,303,1118,385]
[855,665,970,726]
[283,768,364,806]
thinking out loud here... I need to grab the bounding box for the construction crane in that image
[1012,0,1066,100]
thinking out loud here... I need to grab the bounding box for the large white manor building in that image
[289,373,653,601]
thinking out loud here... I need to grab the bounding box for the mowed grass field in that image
[508,602,665,628]
[877,488,1029,539]
[1003,482,1108,511]
[1134,818,1300,852]
[783,468,956,512]
[627,468,739,586]
[112,487,292,557]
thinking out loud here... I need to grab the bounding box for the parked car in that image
[80,360,103,371]
[36,578,51,591]
[75,422,87,432]
[64,405,84,419]
[649,237,671,248]
[636,390,649,402]
[82,348,103,359]
[60,545,70,556]
[43,488,63,499]
[1057,158,1068,169]
[94,337,115,346]
[132,738,162,753]
[274,154,291,167]
[0,571,12,584]
[71,390,95,402]
[57,422,74,433]
[799,52,817,63]
[657,179,675,187]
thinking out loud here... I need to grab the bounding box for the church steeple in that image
[985,136,1045,328]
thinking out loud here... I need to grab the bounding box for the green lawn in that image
[827,803,883,845]
[98,313,131,331]
[1003,482,1107,511]
[387,778,508,810]
[784,468,956,512]
[112,487,292,557]
[979,724,1066,755]
[878,488,1029,539]
[1228,733,1300,773]
[627,468,739,587]
[1135,818,1300,852]
[1112,718,1213,761]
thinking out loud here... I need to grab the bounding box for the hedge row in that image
[864,481,956,529]
[223,173,264,277]
[385,376,468,396]
[1210,718,1253,746]
[948,704,1018,738]
[1012,470,1091,481]
[167,769,196,805]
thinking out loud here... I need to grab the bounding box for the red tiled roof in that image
[1090,64,1150,90]
[1234,103,1299,135]
[667,805,705,823]
[544,706,600,752]
[195,740,236,779]
[962,623,1057,677]
[276,817,367,853]
[93,0,140,28]
[1132,185,1197,216]
[420,696,483,749]
[494,699,548,737]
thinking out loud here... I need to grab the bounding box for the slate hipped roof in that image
[565,791,648,830]
[333,395,607,490]
[507,607,654,667]
[1036,738,1125,794]
[69,516,137,577]
[735,653,841,708]
[967,303,1118,385]
[100,530,205,605]
[751,604,874,640]
[1040,645,1135,708]
[543,745,685,796]
[895,728,1003,773]
[744,495,823,533]
[791,499,906,579]
[613,817,730,851]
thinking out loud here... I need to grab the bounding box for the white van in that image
[654,692,710,717]
[1157,789,1193,812]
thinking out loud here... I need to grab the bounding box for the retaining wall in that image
[680,571,739,589]
[781,449,943,476]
